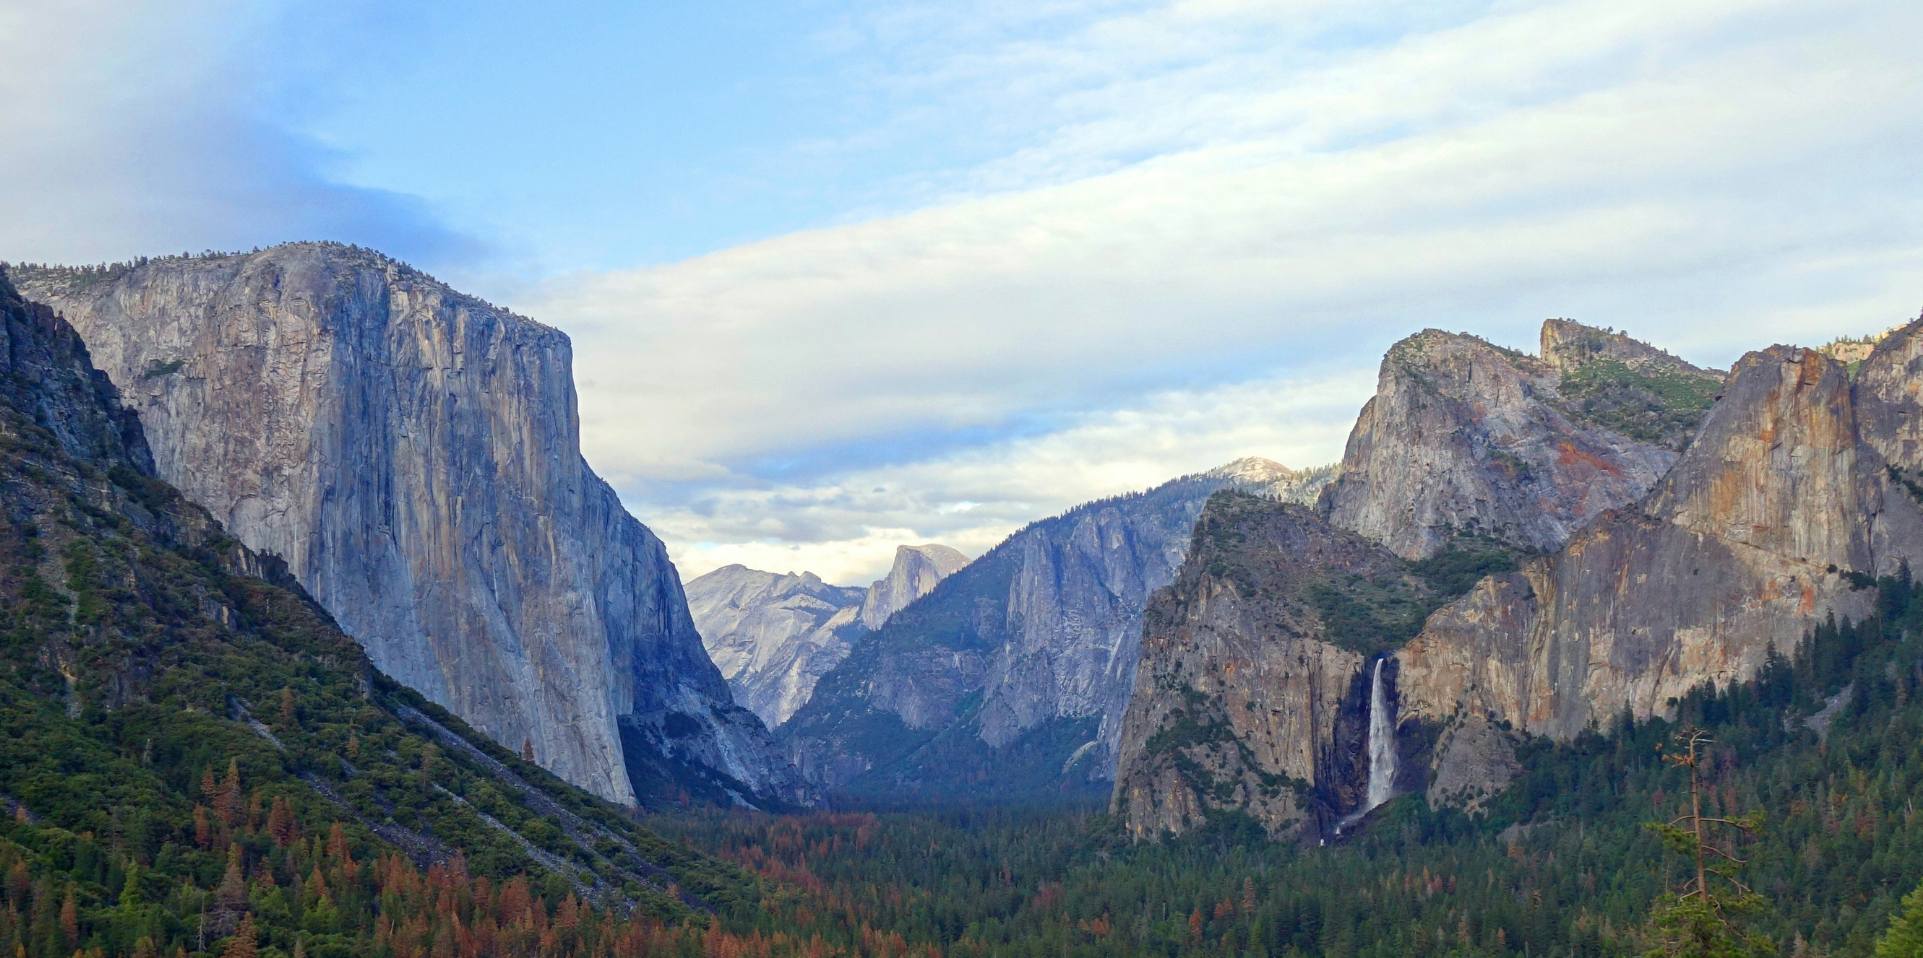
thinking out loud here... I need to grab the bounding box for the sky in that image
[3,0,1920,584]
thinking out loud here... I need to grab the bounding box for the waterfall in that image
[1333,657,1398,836]
[1363,657,1396,812]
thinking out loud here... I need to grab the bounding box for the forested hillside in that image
[663,571,1923,956]
[0,271,788,956]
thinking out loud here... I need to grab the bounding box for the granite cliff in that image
[1399,334,1923,803]
[687,544,965,728]
[1111,318,1922,840]
[1112,494,1437,839]
[14,245,804,808]
[1319,323,1719,559]
[1115,317,1923,841]
[781,458,1333,799]
[0,265,741,916]
[858,543,969,630]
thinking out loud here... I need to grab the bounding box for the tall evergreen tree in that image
[1879,880,1923,958]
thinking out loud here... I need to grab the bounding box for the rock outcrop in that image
[14,245,804,807]
[857,544,969,630]
[1113,317,1923,842]
[1319,324,1718,559]
[687,566,865,729]
[781,458,1333,798]
[1111,494,1434,839]
[1398,339,1923,789]
[687,544,966,729]
[0,266,743,910]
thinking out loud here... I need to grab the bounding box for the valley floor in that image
[654,572,1923,957]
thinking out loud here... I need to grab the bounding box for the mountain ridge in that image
[687,543,967,728]
[779,458,1335,800]
[1111,315,1923,840]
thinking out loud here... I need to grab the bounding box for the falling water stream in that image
[1336,657,1396,835]
[1363,656,1396,812]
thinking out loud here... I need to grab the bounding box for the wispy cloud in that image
[4,0,1916,583]
[643,368,1372,583]
[541,0,1922,581]
[0,0,471,267]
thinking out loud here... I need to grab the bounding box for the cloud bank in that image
[3,0,1917,584]
[536,0,1923,581]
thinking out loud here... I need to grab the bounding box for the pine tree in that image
[1878,879,1923,957]
[1643,729,1773,958]
[58,888,77,949]
[221,913,258,958]
[214,760,243,828]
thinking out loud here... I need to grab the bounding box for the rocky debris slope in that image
[687,544,965,728]
[781,458,1333,799]
[14,245,803,808]
[1319,322,1719,559]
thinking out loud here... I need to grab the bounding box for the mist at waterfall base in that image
[1336,657,1397,835]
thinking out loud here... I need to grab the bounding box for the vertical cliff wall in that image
[15,245,802,807]
[1320,325,1718,559]
[1397,339,1923,780]
[1111,494,1428,839]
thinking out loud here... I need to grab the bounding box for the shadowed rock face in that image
[781,458,1334,798]
[1111,495,1425,840]
[1320,324,1718,560]
[15,245,804,807]
[688,545,966,729]
[1398,340,1923,784]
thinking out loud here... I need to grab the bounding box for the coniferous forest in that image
[5,4,1923,950]
[8,506,1923,956]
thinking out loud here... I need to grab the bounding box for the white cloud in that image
[8,0,1918,584]
[539,0,1921,580]
[544,0,1921,484]
[0,0,470,267]
[646,367,1373,584]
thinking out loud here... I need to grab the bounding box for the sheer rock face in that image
[1111,496,1420,840]
[1858,315,1923,476]
[781,459,1333,797]
[687,544,965,729]
[15,246,803,807]
[0,271,151,473]
[1110,321,1923,841]
[858,544,968,630]
[1398,340,1923,794]
[1319,324,1714,559]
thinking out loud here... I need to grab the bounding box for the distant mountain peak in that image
[1208,456,1296,482]
[688,542,968,729]
[859,543,969,630]
[1208,456,1338,505]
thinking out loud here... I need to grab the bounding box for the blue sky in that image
[4,0,1922,582]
